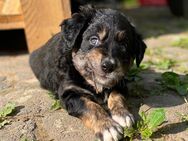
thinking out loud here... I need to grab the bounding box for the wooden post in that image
[61,0,71,20]
[20,0,71,53]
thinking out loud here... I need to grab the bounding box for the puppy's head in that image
[61,5,146,92]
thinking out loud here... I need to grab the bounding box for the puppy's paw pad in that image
[112,113,135,128]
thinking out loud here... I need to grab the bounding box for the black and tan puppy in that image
[30,5,146,141]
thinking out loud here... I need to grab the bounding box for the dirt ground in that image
[0,7,188,141]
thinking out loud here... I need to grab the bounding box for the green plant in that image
[145,59,175,70]
[155,59,176,70]
[172,37,188,49]
[161,72,188,96]
[124,108,165,140]
[176,112,188,127]
[181,114,188,123]
[0,102,16,128]
[48,92,62,111]
[123,0,139,8]
[50,100,61,111]
[127,64,149,81]
[48,91,56,99]
[20,136,35,141]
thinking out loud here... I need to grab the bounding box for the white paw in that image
[112,113,135,128]
[95,119,123,141]
[103,127,122,141]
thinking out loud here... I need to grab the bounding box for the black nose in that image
[101,58,117,73]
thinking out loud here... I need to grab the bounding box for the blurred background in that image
[0,0,188,54]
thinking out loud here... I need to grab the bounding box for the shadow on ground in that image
[126,67,188,140]
[153,121,187,138]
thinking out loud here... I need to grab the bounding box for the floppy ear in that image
[132,27,147,67]
[60,5,96,54]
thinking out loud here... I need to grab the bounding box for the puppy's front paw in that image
[95,118,123,141]
[112,111,135,128]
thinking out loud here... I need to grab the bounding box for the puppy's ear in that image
[132,27,147,67]
[60,5,96,53]
[60,13,85,47]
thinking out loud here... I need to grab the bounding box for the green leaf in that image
[140,128,153,139]
[124,109,166,140]
[0,120,10,129]
[20,136,34,141]
[146,109,165,130]
[176,84,188,96]
[155,59,175,70]
[0,102,16,117]
[140,63,150,70]
[124,127,135,138]
[139,111,147,123]
[136,120,144,130]
[172,37,188,48]
[139,109,165,139]
[161,72,180,88]
[50,100,61,111]
[177,113,188,123]
[47,91,56,99]
[127,66,143,82]
[181,114,188,122]
[128,67,141,77]
[183,74,188,83]
[161,72,188,96]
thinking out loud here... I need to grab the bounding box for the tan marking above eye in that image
[116,31,126,42]
[97,26,107,41]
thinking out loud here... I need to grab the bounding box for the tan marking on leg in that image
[79,97,123,140]
[108,91,128,113]
[108,91,134,128]
[80,97,110,132]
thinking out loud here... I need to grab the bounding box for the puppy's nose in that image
[101,58,117,73]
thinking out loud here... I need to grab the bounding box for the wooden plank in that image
[61,0,71,19]
[20,0,71,53]
[0,1,4,12]
[0,14,24,29]
[0,0,23,30]
[1,0,21,15]
[0,21,24,30]
[0,15,23,23]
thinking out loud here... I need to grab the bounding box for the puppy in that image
[30,5,146,141]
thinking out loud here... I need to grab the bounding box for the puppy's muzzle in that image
[101,57,117,73]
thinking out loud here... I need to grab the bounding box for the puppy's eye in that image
[89,36,99,46]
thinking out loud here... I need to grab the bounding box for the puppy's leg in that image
[108,91,134,128]
[61,91,123,141]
